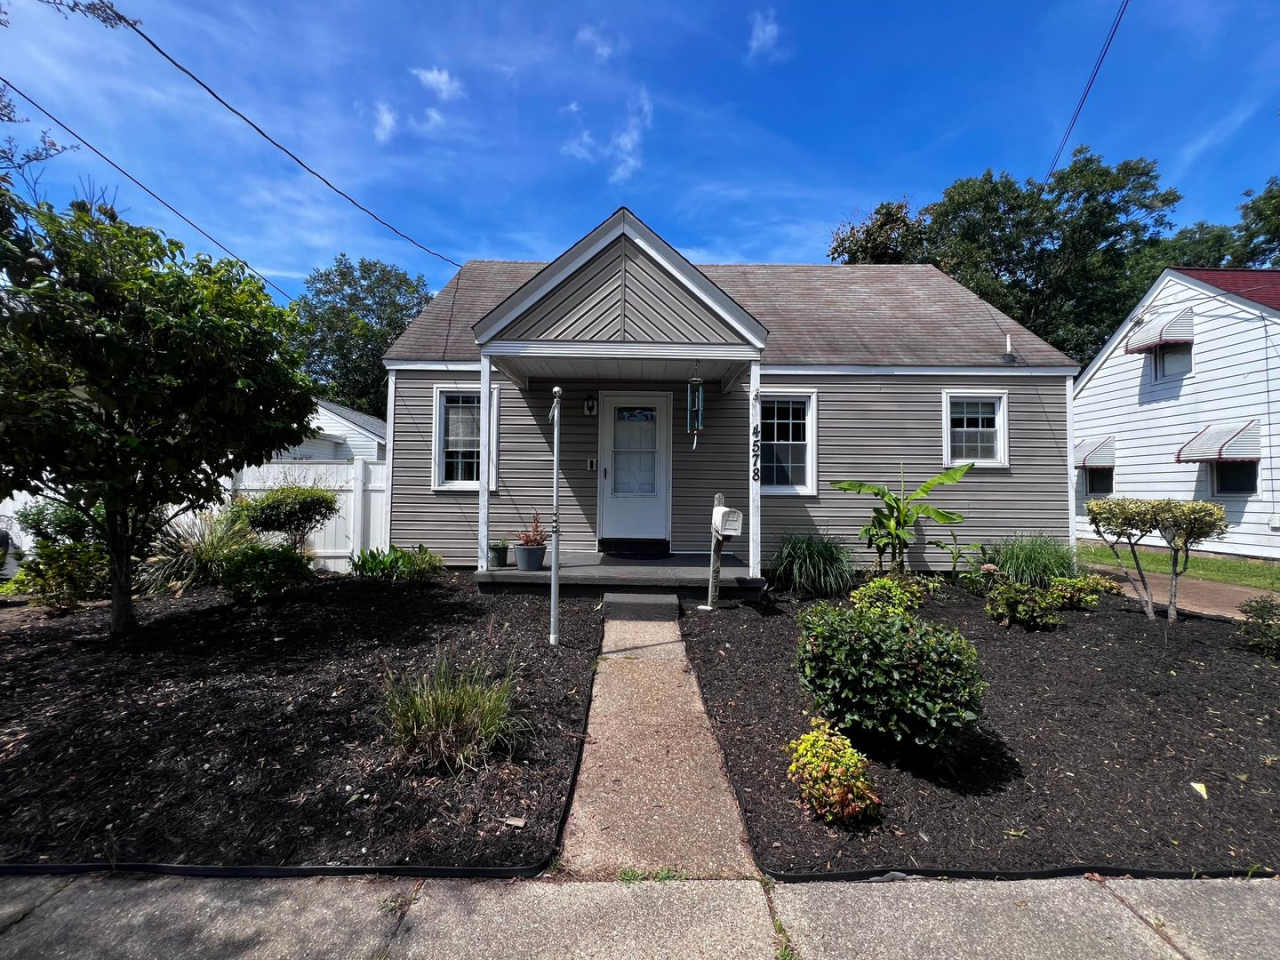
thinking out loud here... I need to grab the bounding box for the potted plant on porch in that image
[513,512,549,571]
[489,539,510,568]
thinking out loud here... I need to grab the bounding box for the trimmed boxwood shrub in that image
[220,543,313,604]
[229,486,339,551]
[796,603,986,750]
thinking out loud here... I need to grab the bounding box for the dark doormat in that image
[598,538,671,559]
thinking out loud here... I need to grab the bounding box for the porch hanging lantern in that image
[687,364,705,451]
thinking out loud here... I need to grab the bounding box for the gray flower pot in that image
[514,544,546,571]
[488,544,510,568]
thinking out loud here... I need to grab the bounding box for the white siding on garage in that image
[278,405,383,461]
[1072,273,1280,558]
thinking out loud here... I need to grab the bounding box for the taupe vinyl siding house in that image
[383,208,1079,576]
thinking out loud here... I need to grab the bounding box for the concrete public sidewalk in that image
[3,873,1278,959]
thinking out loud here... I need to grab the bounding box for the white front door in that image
[598,392,672,542]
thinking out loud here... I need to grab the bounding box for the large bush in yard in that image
[219,543,314,605]
[230,486,338,552]
[796,603,986,750]
[0,191,315,635]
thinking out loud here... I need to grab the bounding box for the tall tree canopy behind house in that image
[0,189,315,635]
[830,149,1280,364]
[291,254,432,417]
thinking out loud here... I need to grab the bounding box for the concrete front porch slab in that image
[390,878,775,959]
[772,878,1180,960]
[1106,878,1280,960]
[0,874,415,960]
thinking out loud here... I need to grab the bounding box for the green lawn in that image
[1076,541,1280,592]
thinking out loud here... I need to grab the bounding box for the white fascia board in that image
[760,364,1080,377]
[384,360,482,371]
[483,341,761,360]
[472,208,767,349]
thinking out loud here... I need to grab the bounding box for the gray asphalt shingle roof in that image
[384,260,1075,367]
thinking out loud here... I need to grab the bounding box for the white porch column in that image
[478,355,492,570]
[748,359,762,578]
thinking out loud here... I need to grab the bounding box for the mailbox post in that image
[698,492,743,611]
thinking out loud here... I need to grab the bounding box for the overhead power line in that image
[117,17,464,271]
[1046,0,1130,181]
[0,75,294,300]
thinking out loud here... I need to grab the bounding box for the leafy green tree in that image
[1234,177,1280,268]
[0,190,315,634]
[831,148,1181,363]
[291,254,431,416]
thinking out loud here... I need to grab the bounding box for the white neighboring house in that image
[277,399,386,462]
[1072,268,1280,559]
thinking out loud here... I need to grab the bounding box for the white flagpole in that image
[549,386,562,646]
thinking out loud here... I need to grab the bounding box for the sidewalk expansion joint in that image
[1087,875,1193,960]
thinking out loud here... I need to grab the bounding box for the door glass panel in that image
[613,406,657,495]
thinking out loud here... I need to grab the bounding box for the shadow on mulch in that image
[0,576,600,870]
[684,588,1280,876]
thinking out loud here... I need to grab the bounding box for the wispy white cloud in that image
[1168,98,1261,182]
[608,88,653,183]
[575,24,624,62]
[562,101,581,114]
[746,9,785,62]
[409,107,446,136]
[373,101,397,144]
[560,129,596,161]
[410,66,465,101]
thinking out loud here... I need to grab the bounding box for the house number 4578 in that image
[750,424,761,482]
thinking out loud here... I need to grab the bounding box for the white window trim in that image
[1212,460,1258,498]
[942,389,1009,469]
[431,384,500,492]
[759,388,818,496]
[1153,343,1194,383]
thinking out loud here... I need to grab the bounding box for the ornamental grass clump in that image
[384,657,530,773]
[796,603,985,750]
[787,717,880,822]
[771,534,856,598]
[141,508,259,595]
[984,534,1077,587]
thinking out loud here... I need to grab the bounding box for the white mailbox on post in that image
[711,505,742,539]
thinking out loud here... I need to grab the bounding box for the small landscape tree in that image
[0,190,316,635]
[1155,499,1228,622]
[1086,498,1162,619]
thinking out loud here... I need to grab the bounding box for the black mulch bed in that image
[683,589,1280,876]
[0,577,600,869]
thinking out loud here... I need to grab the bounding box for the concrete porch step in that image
[602,592,679,621]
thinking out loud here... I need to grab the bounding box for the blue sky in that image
[4,0,1279,300]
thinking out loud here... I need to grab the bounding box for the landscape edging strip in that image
[0,614,604,882]
[763,865,1280,883]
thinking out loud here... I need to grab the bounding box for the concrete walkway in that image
[558,593,757,880]
[3,873,1277,958]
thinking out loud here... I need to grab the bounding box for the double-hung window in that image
[942,390,1009,468]
[432,385,499,491]
[759,390,817,495]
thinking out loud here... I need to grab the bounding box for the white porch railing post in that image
[748,360,762,578]
[351,457,366,558]
[478,356,492,570]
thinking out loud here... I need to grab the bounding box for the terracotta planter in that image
[514,544,546,571]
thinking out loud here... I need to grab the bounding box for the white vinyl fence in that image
[228,459,387,572]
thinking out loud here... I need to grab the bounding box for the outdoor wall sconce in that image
[583,395,598,417]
